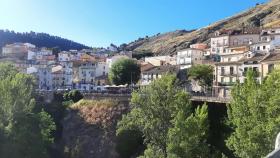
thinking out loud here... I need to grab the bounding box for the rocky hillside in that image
[62,99,129,158]
[124,0,280,55]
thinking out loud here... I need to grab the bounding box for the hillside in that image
[0,30,90,51]
[124,0,280,55]
[62,99,129,158]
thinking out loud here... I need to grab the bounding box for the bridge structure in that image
[83,93,230,104]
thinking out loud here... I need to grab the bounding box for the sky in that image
[0,0,268,47]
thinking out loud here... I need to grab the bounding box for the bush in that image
[116,129,144,158]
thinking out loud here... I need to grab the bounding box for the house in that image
[211,28,260,55]
[140,65,179,86]
[2,43,36,59]
[106,55,130,68]
[96,61,109,77]
[144,55,176,66]
[37,65,53,91]
[73,61,97,91]
[51,65,64,90]
[176,48,205,69]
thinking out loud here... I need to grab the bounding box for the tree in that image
[117,74,210,157]
[63,90,84,103]
[226,69,280,157]
[109,58,140,85]
[167,104,209,158]
[188,65,213,88]
[0,63,55,158]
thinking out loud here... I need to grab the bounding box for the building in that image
[211,28,260,55]
[37,65,53,90]
[144,55,176,66]
[140,65,179,85]
[176,48,205,69]
[106,55,130,68]
[2,43,36,59]
[73,61,97,91]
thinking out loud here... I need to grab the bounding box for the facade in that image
[2,43,35,59]
[140,65,179,85]
[73,61,97,91]
[211,28,260,55]
[37,65,53,90]
[144,55,176,66]
[176,48,205,69]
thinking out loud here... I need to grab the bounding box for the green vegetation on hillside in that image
[117,74,210,157]
[188,65,214,88]
[227,69,280,157]
[0,63,55,158]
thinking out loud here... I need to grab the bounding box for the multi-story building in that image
[144,55,176,66]
[2,43,36,59]
[211,28,260,55]
[140,65,179,86]
[73,61,97,91]
[37,65,53,91]
[176,48,205,69]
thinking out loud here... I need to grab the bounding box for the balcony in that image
[219,72,238,76]
[218,82,235,87]
[242,71,260,77]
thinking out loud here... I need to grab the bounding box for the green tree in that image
[188,65,213,88]
[0,63,55,158]
[226,69,280,157]
[167,104,209,158]
[64,90,84,103]
[117,74,210,157]
[109,58,140,85]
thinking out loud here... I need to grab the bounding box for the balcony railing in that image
[219,72,238,76]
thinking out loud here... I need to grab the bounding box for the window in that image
[221,77,224,83]
[221,67,225,75]
[263,46,266,50]
[257,46,260,50]
[243,38,249,44]
[233,39,238,46]
[268,64,274,73]
[230,67,234,75]
[229,77,233,83]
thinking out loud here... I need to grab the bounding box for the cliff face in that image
[125,0,280,55]
[62,99,129,158]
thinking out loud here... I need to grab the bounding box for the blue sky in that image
[0,0,267,47]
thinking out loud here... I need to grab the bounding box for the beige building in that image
[144,55,176,66]
[176,48,205,69]
[211,28,260,55]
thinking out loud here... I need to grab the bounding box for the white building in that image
[176,48,205,69]
[37,65,53,91]
[144,55,176,66]
[107,55,130,68]
[211,28,260,55]
[96,61,109,77]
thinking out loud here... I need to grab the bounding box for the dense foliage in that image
[0,63,55,158]
[187,65,214,87]
[109,58,140,85]
[0,30,90,51]
[63,90,84,103]
[227,69,280,157]
[117,74,210,157]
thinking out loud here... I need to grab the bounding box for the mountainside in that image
[124,0,280,55]
[62,99,129,158]
[0,30,91,51]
